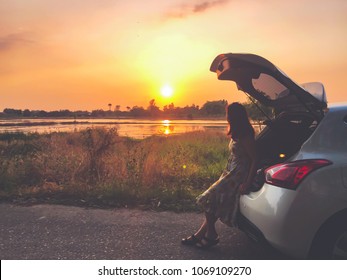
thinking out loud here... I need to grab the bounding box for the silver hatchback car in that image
[210,53,347,259]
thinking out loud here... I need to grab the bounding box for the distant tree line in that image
[1,99,272,121]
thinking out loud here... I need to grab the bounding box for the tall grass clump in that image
[0,128,229,211]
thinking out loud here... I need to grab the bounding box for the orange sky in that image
[0,0,346,111]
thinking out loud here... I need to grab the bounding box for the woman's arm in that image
[239,135,258,194]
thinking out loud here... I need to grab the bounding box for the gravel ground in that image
[0,203,288,260]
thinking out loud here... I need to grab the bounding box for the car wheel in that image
[309,214,347,260]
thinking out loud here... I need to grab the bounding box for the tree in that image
[163,103,175,114]
[147,99,161,117]
[3,108,23,116]
[108,103,112,111]
[91,109,106,117]
[23,109,31,117]
[200,100,227,116]
[129,106,148,117]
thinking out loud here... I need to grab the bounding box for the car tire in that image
[309,213,347,260]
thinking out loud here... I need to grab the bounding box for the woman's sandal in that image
[181,234,200,246]
[195,236,219,249]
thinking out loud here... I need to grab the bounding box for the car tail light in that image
[265,159,332,190]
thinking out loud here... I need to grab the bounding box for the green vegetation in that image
[0,129,229,211]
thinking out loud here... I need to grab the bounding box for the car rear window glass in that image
[252,73,289,100]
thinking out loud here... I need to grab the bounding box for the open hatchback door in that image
[210,53,327,119]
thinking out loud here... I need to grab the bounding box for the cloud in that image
[166,0,230,19]
[0,32,36,51]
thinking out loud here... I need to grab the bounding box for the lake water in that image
[0,118,233,139]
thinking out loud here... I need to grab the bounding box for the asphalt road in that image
[0,203,287,260]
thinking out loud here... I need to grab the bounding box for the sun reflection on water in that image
[161,120,174,135]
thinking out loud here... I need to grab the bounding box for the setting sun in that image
[160,84,174,98]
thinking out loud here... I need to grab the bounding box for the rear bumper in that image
[237,213,266,243]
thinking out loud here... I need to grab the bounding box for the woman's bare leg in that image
[194,212,218,240]
[194,218,207,239]
[205,211,218,240]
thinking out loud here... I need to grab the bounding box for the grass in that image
[0,128,229,211]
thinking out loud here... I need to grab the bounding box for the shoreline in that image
[0,115,227,121]
[0,119,227,127]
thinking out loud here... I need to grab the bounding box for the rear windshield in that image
[252,73,289,100]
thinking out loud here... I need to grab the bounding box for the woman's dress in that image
[196,139,250,226]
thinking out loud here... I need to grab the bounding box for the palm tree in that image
[108,103,112,111]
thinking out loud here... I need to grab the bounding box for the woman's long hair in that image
[227,102,254,140]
